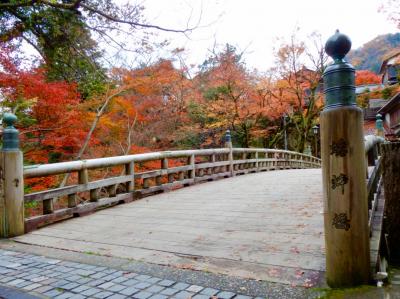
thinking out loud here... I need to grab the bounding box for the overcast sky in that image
[141,0,398,71]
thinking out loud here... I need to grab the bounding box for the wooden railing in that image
[364,135,385,234]
[22,148,321,232]
[364,135,386,276]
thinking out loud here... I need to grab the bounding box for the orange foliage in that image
[355,70,381,85]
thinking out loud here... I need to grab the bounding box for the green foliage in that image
[1,6,107,99]
[382,87,393,99]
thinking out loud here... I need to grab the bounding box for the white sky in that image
[141,0,399,71]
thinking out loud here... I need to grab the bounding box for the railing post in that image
[376,113,384,138]
[0,113,24,237]
[125,161,135,192]
[225,130,234,176]
[188,154,195,180]
[320,31,370,287]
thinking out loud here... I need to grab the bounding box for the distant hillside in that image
[347,33,400,73]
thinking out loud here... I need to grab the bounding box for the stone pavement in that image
[0,249,263,299]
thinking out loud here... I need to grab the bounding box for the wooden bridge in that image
[0,135,386,288]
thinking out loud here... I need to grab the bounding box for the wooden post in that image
[125,161,134,192]
[188,154,195,179]
[225,130,234,176]
[381,142,400,262]
[0,113,24,237]
[320,31,370,287]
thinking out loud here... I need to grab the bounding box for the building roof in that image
[369,99,388,108]
[378,92,400,114]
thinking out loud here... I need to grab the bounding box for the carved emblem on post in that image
[331,173,349,194]
[330,138,348,157]
[332,213,351,231]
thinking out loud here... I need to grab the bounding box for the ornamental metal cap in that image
[2,113,20,151]
[376,113,383,131]
[323,30,356,109]
[225,129,231,143]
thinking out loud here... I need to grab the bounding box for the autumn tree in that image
[0,0,196,98]
[266,32,327,153]
[355,70,381,85]
[0,45,86,163]
[189,44,266,147]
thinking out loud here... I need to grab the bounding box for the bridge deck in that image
[14,169,325,287]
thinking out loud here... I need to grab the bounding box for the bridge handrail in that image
[364,135,385,154]
[21,147,321,232]
[23,148,321,178]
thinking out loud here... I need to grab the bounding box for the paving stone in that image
[43,288,64,297]
[30,276,49,282]
[134,282,152,289]
[148,295,168,299]
[160,288,179,296]
[111,276,129,284]
[87,279,106,287]
[90,272,108,279]
[158,279,175,287]
[61,282,80,290]
[186,285,203,293]
[145,285,164,293]
[7,279,26,286]
[51,279,70,288]
[173,282,190,290]
[40,278,57,285]
[71,285,91,293]
[98,281,115,289]
[107,294,127,299]
[71,269,96,276]
[102,274,121,281]
[81,287,102,296]
[121,279,140,286]
[216,291,236,299]
[147,277,161,284]
[200,288,219,296]
[133,291,153,299]
[234,295,252,299]
[69,295,86,299]
[65,275,84,282]
[93,266,107,272]
[76,277,92,284]
[103,269,118,274]
[135,275,152,281]
[174,291,195,299]
[120,286,139,296]
[92,291,114,298]
[0,268,13,274]
[0,276,16,283]
[108,284,127,292]
[15,280,33,288]
[193,295,209,299]
[32,285,54,294]
[55,292,75,299]
[122,272,137,279]
[22,283,42,291]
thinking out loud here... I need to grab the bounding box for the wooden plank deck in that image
[14,169,326,287]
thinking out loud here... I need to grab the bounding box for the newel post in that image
[376,113,384,137]
[320,31,370,287]
[225,130,234,176]
[0,113,24,237]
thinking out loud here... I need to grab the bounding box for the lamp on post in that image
[312,125,319,157]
